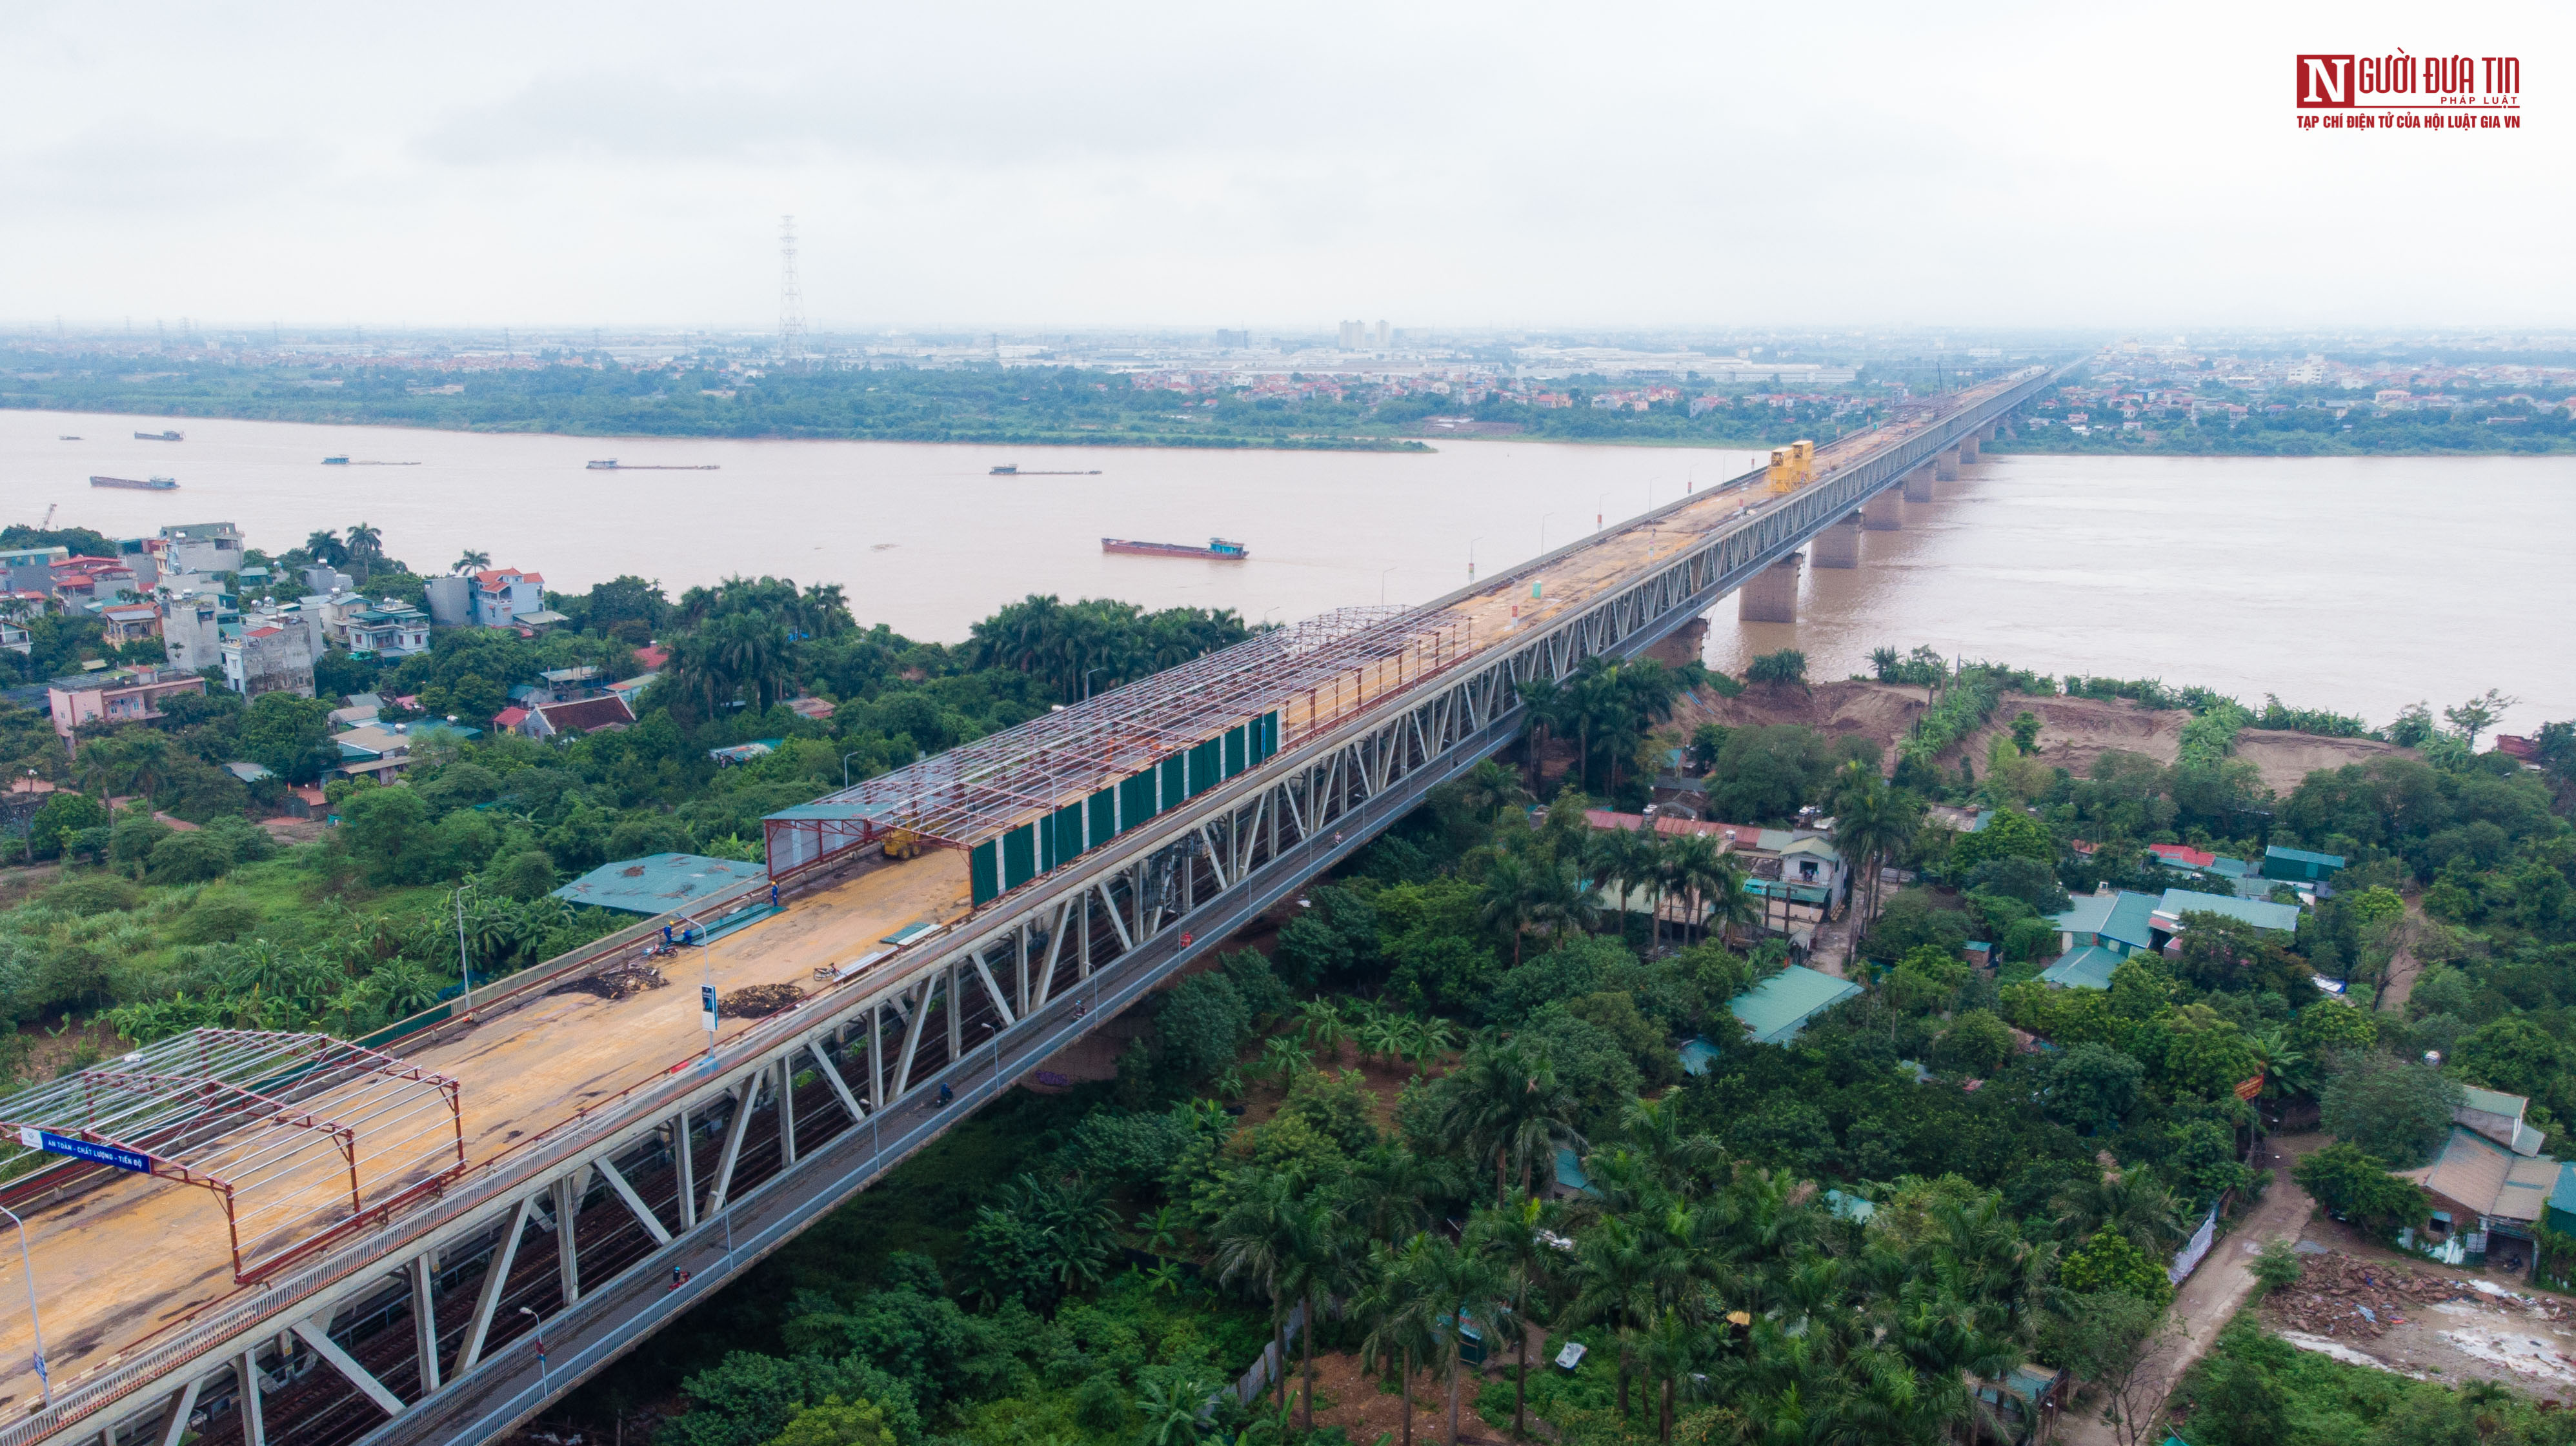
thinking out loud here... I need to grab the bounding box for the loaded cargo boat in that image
[92,475,178,491]
[134,430,183,441]
[1102,536,1248,560]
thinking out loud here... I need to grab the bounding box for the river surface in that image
[6,409,2570,736]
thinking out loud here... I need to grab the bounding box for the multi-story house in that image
[345,601,431,656]
[158,523,245,577]
[45,666,206,752]
[469,568,544,628]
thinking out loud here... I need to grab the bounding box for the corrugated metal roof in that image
[1728,965,1862,1044]
[550,852,768,914]
[2041,946,2123,990]
[2154,888,2300,933]
[2266,845,2346,869]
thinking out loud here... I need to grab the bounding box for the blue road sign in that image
[15,1127,150,1174]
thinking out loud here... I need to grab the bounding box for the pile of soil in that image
[2264,1253,2499,1340]
[720,982,806,1017]
[548,961,670,1002]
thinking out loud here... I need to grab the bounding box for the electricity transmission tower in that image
[779,215,806,366]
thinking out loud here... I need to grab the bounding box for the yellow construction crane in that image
[1765,439,1816,494]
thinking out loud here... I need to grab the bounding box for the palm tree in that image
[1829,763,1919,928]
[1522,856,1602,949]
[1868,645,1901,681]
[1438,1036,1585,1201]
[1587,822,1660,938]
[1282,1197,1349,1430]
[1214,1174,1312,1416]
[1452,757,1532,827]
[452,549,491,575]
[1467,1195,1561,1440]
[1566,1212,1679,1422]
[1514,676,1570,793]
[1620,1092,1720,1198]
[1700,858,1759,947]
[2053,1162,2186,1255]
[1476,852,1542,966]
[303,529,348,567]
[1657,833,1727,945]
[1358,1236,1447,1446]
[343,521,383,559]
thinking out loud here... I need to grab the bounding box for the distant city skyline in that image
[4,1,2567,328]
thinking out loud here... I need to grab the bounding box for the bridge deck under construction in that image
[0,374,2034,1438]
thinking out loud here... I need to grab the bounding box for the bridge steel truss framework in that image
[21,370,2055,1446]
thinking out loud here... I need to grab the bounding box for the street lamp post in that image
[453,883,477,1019]
[1084,668,1104,701]
[518,1305,547,1396]
[841,750,864,788]
[1539,513,1555,555]
[1467,536,1484,581]
[1379,567,1396,604]
[0,1203,47,1407]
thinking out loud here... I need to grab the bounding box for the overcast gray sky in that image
[4,0,2566,332]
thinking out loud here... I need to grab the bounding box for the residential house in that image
[343,601,431,657]
[50,556,139,608]
[220,614,319,699]
[0,621,28,656]
[46,666,206,751]
[97,603,161,646]
[329,694,383,729]
[538,666,603,702]
[606,673,660,711]
[2039,946,2124,990]
[302,564,355,597]
[423,574,470,626]
[2149,887,2300,941]
[1728,965,1864,1044]
[2405,1088,2561,1274]
[159,523,245,577]
[469,568,545,628]
[114,536,164,591]
[158,583,239,669]
[1,545,68,594]
[2050,887,2160,958]
[332,718,481,781]
[522,694,636,740]
[1582,810,1851,932]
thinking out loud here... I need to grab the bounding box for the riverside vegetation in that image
[3,521,2575,1443]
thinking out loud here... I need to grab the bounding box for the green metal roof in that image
[2266,845,2346,869]
[2041,946,2123,990]
[551,852,768,914]
[2155,888,2300,932]
[2053,890,2159,951]
[1728,965,1862,1045]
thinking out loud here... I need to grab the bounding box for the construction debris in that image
[548,960,671,1002]
[719,983,806,1017]
[2264,1252,2567,1340]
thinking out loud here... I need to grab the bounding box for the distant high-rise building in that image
[1373,320,1393,349]
[1215,329,1249,349]
[1337,319,1364,350]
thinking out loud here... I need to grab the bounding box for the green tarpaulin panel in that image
[1120,771,1156,832]
[1189,738,1221,797]
[1264,710,1280,759]
[971,840,999,906]
[1224,725,1246,778]
[1039,811,1056,872]
[1002,825,1037,890]
[1089,788,1118,849]
[1054,805,1084,869]
[1160,756,1186,811]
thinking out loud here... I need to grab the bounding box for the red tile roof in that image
[2148,842,2217,869]
[493,707,531,728]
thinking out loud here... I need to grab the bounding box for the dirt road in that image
[2056,1133,2323,1446]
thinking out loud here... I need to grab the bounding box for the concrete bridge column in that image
[1643,614,1709,666]
[1860,490,1904,531]
[1903,465,1936,501]
[1935,448,1960,481]
[1958,436,1980,463]
[1811,515,1862,566]
[1738,552,1801,623]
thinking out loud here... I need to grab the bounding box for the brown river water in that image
[7,409,2570,736]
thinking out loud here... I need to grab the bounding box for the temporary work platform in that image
[0,1029,465,1280]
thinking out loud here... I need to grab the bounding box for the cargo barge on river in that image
[91,475,179,490]
[1101,536,1248,560]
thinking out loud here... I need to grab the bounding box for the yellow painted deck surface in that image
[0,850,970,1411]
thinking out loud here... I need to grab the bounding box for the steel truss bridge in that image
[15,368,2057,1446]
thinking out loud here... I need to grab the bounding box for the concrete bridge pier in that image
[1860,490,1904,531]
[1644,614,1710,667]
[1738,552,1801,623]
[1903,465,1936,502]
[1958,436,1980,463]
[1811,514,1862,566]
[1935,448,1960,481]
